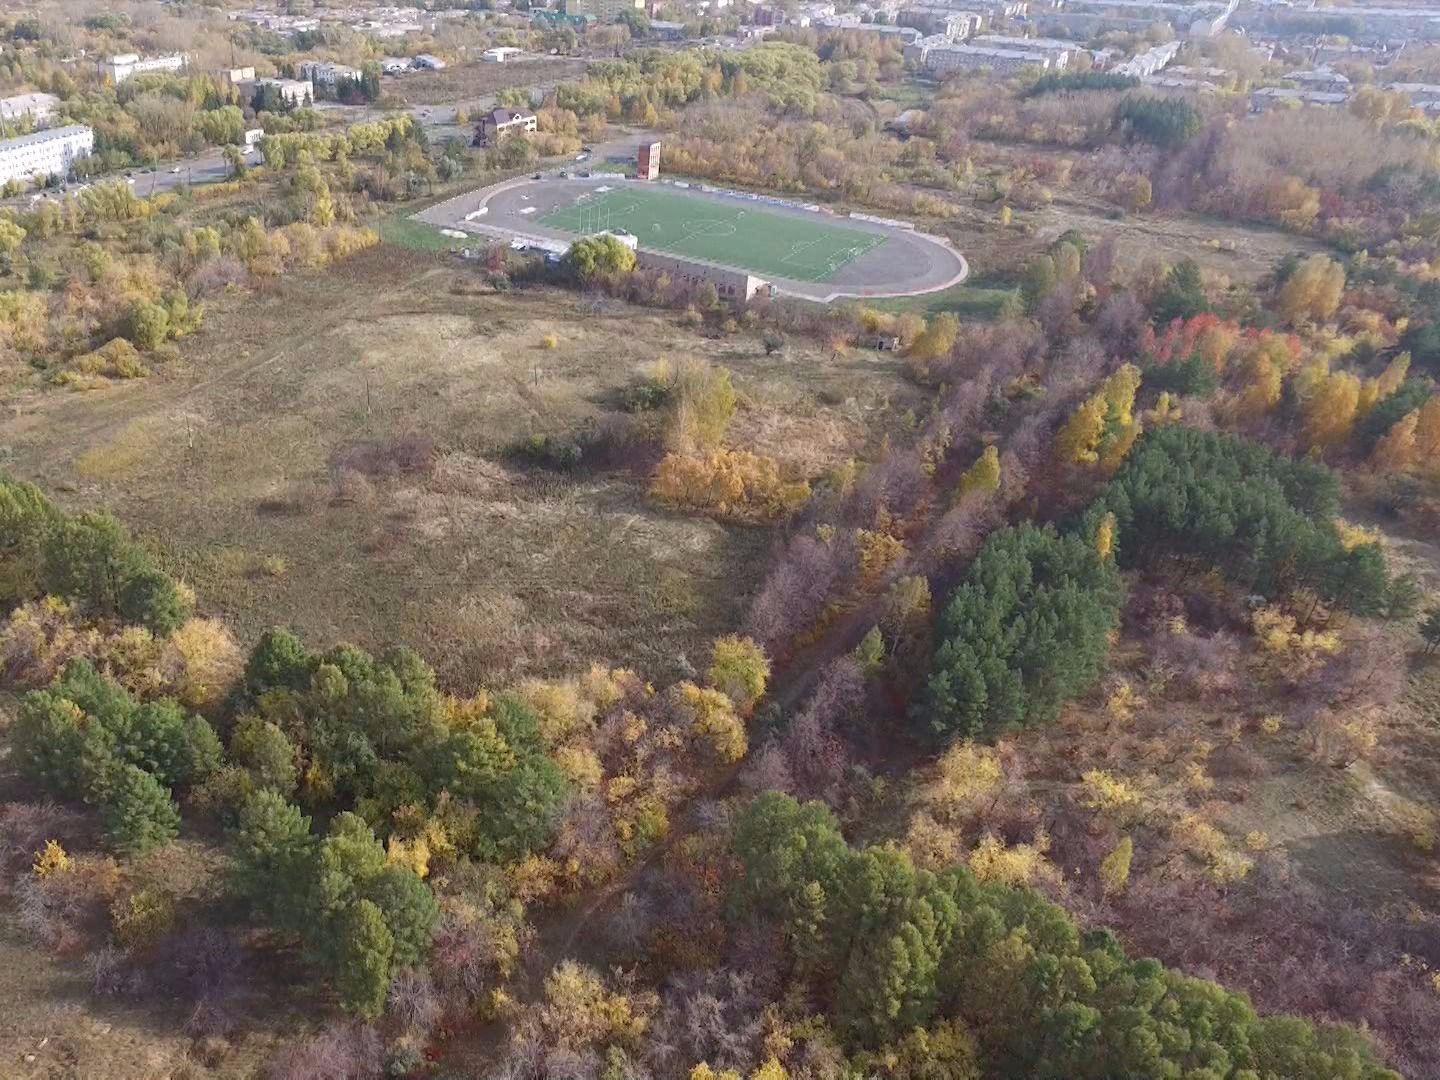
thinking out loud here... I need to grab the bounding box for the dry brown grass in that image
[942,142,1326,288]
[0,246,919,690]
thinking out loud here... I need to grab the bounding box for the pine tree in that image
[363,865,439,968]
[919,525,1124,741]
[232,790,316,933]
[331,899,394,1018]
[101,763,181,855]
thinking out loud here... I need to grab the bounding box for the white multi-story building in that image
[1250,86,1348,111]
[0,125,94,185]
[898,6,982,39]
[908,38,1059,72]
[298,61,362,88]
[0,92,61,128]
[972,33,1075,64]
[243,77,315,107]
[1110,40,1181,77]
[816,16,922,40]
[105,53,187,84]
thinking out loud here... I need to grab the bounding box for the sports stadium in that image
[416,173,968,302]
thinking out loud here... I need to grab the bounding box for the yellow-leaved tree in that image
[1358,351,1410,415]
[1099,835,1133,895]
[1298,363,1361,452]
[1057,365,1142,471]
[1055,394,1107,465]
[906,312,959,366]
[1416,394,1440,463]
[1094,510,1117,560]
[1371,410,1419,473]
[1275,254,1345,326]
[1143,391,1182,427]
[957,444,1001,499]
[706,635,770,714]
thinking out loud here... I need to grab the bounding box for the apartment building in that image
[908,38,1058,72]
[104,53,186,84]
[0,125,94,185]
[244,77,316,107]
[298,61,363,88]
[559,0,645,20]
[0,92,60,128]
[971,33,1076,64]
[898,6,982,39]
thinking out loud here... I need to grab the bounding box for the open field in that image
[0,246,920,690]
[931,183,1328,289]
[540,186,887,283]
[380,57,588,108]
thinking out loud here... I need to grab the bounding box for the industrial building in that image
[0,125,94,186]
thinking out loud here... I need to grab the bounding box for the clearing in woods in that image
[537,186,887,283]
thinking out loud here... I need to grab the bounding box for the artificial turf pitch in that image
[536,186,886,283]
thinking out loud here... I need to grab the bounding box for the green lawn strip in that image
[869,283,1015,319]
[538,186,885,283]
[380,214,459,252]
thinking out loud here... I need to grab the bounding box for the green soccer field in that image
[537,186,886,283]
